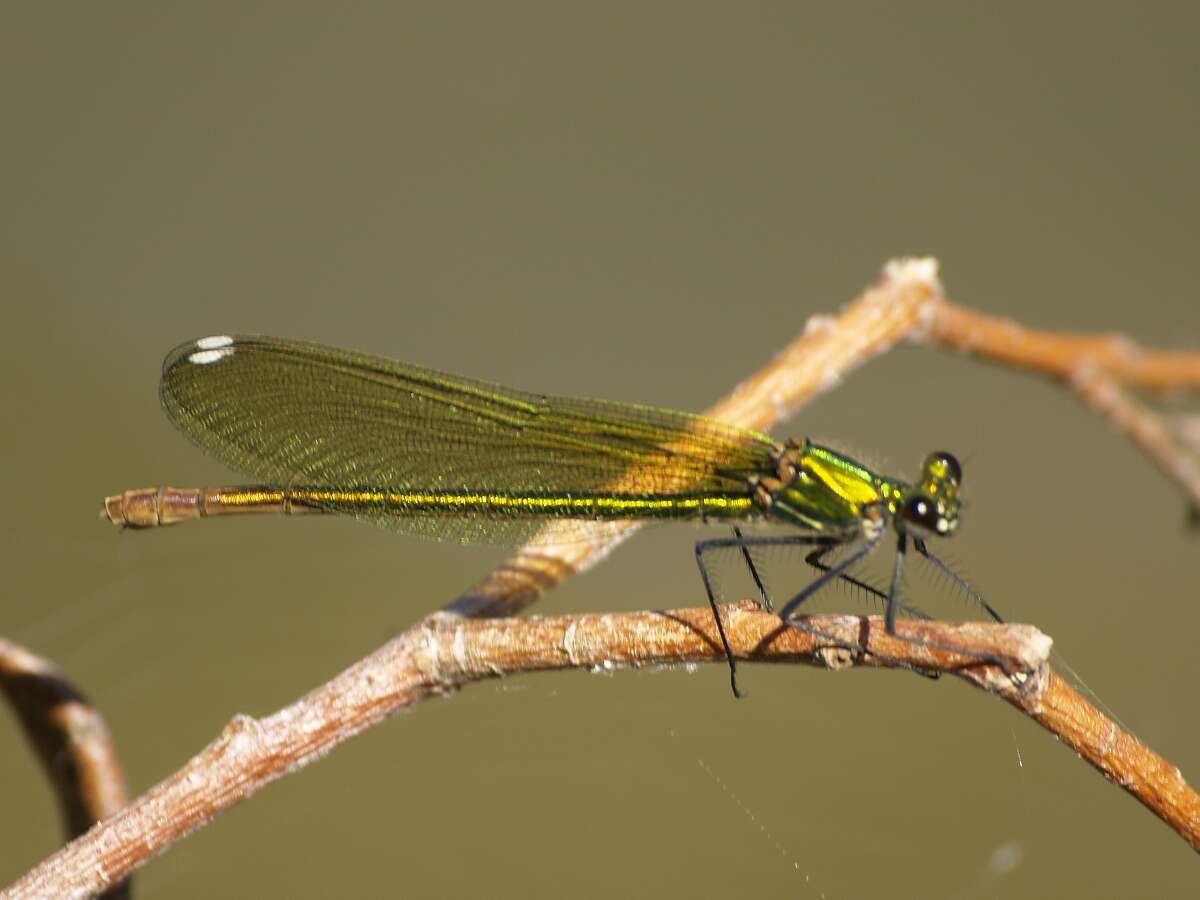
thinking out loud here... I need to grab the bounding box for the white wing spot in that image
[188,347,234,365]
[195,335,234,350]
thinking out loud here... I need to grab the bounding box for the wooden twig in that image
[0,639,130,900]
[1175,414,1200,453]
[925,299,1200,392]
[7,607,1197,899]
[0,611,1046,899]
[1070,364,1200,509]
[921,300,1200,510]
[1008,668,1200,849]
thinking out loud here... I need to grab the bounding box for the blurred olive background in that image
[3,3,1198,897]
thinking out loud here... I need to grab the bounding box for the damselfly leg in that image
[696,531,849,697]
[698,521,1007,697]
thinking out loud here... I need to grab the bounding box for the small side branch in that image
[923,298,1200,512]
[0,639,130,900]
[1071,364,1200,510]
[927,300,1200,392]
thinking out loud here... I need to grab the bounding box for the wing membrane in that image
[159,336,775,543]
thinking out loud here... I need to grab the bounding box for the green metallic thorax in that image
[762,440,907,535]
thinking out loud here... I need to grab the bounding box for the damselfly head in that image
[923,450,963,487]
[897,451,963,539]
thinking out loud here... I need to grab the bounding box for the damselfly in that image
[104,335,1002,695]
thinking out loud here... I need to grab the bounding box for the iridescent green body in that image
[106,334,984,696]
[133,335,957,545]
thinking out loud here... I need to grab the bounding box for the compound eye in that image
[924,451,962,486]
[901,494,952,536]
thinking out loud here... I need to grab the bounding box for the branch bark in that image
[0,612,1044,899]
[922,300,1200,509]
[925,300,1200,392]
[1071,363,1200,509]
[7,608,1198,899]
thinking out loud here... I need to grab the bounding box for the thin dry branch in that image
[0,640,130,900]
[0,612,1045,899]
[1010,668,1200,849]
[922,301,1200,508]
[1071,364,1200,510]
[1176,414,1200,453]
[926,300,1200,392]
[8,608,1198,899]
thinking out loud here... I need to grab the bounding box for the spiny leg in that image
[694,529,1004,693]
[733,525,772,612]
[725,534,915,669]
[885,533,908,634]
[785,531,968,682]
[804,544,932,621]
[782,531,952,680]
[913,538,1005,623]
[882,534,1021,681]
[694,539,740,698]
[877,531,940,679]
[695,532,839,698]
[776,531,885,623]
[732,527,922,618]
